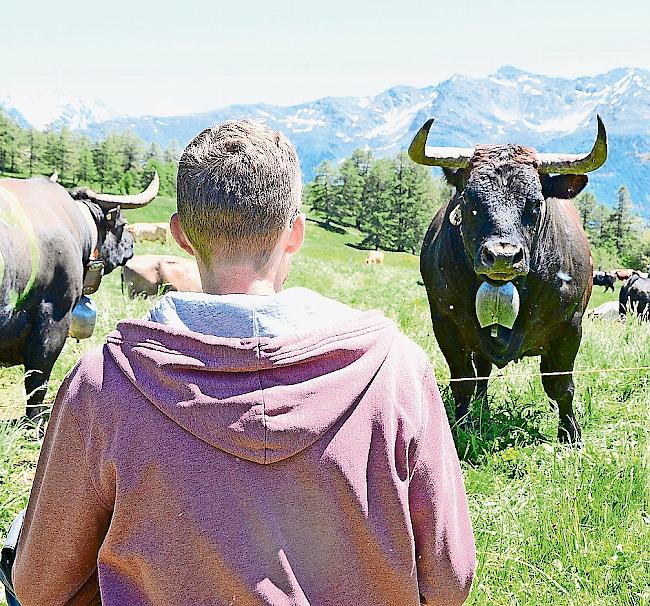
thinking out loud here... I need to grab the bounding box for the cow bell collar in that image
[475,280,520,338]
[83,256,105,295]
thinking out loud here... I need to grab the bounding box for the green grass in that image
[1,207,648,605]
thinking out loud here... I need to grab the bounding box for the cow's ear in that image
[541,174,588,199]
[443,167,470,191]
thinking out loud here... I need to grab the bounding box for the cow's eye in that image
[529,198,543,216]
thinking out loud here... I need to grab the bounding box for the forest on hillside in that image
[0,110,178,197]
[2,107,649,270]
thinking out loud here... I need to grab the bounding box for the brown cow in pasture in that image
[614,269,637,281]
[122,255,201,298]
[126,222,169,244]
[365,251,385,264]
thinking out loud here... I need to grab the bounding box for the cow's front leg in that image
[431,315,476,426]
[23,314,69,426]
[540,326,582,445]
[473,353,492,422]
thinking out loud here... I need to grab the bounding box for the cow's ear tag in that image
[449,204,462,226]
[106,212,112,221]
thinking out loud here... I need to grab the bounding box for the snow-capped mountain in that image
[0,92,120,131]
[81,66,650,213]
[2,67,649,213]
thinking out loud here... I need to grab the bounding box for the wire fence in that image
[0,364,648,413]
[443,365,650,383]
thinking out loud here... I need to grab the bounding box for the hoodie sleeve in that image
[409,366,475,605]
[13,372,112,606]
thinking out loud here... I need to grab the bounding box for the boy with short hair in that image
[13,120,475,605]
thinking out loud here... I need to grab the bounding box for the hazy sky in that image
[2,0,649,116]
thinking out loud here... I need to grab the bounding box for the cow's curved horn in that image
[537,116,607,174]
[408,118,473,168]
[79,173,160,209]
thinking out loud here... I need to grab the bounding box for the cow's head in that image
[71,174,160,273]
[408,117,607,283]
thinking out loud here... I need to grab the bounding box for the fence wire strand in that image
[443,365,650,383]
[0,364,649,412]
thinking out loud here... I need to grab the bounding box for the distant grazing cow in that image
[593,271,616,292]
[0,174,159,419]
[365,251,385,265]
[126,222,169,244]
[122,255,201,298]
[410,116,607,443]
[619,273,650,319]
[614,269,635,281]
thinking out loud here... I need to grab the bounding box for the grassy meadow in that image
[1,195,648,605]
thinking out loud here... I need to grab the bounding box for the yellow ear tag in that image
[106,213,112,221]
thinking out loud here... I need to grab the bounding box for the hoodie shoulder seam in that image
[255,338,268,464]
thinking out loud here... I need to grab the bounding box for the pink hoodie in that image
[14,310,475,606]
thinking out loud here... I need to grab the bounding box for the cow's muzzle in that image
[477,238,527,282]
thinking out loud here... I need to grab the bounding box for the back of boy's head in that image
[176,120,302,268]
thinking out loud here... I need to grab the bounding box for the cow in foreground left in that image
[410,116,607,443]
[0,174,159,420]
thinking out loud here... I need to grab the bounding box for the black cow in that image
[409,117,607,444]
[593,271,616,292]
[619,273,650,319]
[0,174,159,420]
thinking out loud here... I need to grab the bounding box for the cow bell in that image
[83,259,105,295]
[69,295,97,340]
[475,281,520,337]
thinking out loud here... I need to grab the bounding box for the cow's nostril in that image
[482,248,496,267]
[513,248,524,265]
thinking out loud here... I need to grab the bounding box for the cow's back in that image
[158,258,201,292]
[0,178,86,355]
[122,255,201,297]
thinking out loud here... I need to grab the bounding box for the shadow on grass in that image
[439,385,548,466]
[305,218,347,235]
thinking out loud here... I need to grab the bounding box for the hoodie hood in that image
[144,287,363,338]
[105,311,396,464]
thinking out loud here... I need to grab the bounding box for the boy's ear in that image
[169,213,195,257]
[286,212,305,254]
[540,174,588,199]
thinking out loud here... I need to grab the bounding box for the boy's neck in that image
[197,263,280,296]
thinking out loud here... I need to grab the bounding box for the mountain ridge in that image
[2,66,649,213]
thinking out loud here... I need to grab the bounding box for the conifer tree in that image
[26,129,43,177]
[338,149,372,228]
[75,139,97,185]
[358,158,397,249]
[305,161,342,225]
[611,185,634,254]
[388,153,435,253]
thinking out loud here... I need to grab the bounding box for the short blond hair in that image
[176,120,302,267]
